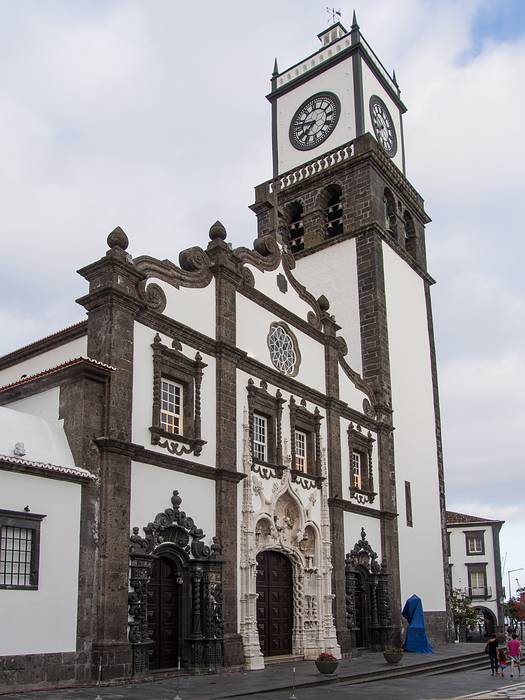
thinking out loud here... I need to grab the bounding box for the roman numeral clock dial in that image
[289,92,341,151]
[369,95,398,157]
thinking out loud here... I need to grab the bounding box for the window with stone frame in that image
[466,563,489,598]
[294,430,307,472]
[253,413,268,462]
[151,333,207,456]
[247,379,285,472]
[160,378,183,435]
[465,530,485,556]
[288,396,323,487]
[347,423,376,504]
[0,510,45,590]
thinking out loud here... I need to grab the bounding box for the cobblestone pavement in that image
[2,671,524,700]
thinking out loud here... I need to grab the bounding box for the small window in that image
[467,564,489,598]
[253,413,268,462]
[0,510,45,590]
[405,480,413,527]
[295,430,307,472]
[160,378,183,435]
[465,531,485,555]
[351,451,362,489]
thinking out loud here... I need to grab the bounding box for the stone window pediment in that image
[150,333,207,456]
[289,396,323,489]
[247,379,285,479]
[348,423,376,505]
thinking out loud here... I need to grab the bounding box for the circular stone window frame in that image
[267,321,301,377]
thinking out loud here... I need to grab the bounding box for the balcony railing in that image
[461,586,492,599]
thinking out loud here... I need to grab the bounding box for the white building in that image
[0,17,451,691]
[447,511,505,636]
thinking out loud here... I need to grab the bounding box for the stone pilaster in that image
[206,222,245,666]
[77,226,145,679]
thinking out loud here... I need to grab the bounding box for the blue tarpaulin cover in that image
[402,594,433,653]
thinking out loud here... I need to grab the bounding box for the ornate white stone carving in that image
[240,412,341,668]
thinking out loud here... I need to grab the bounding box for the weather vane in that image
[326,7,342,24]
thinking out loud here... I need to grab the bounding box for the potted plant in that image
[315,651,339,674]
[383,645,403,664]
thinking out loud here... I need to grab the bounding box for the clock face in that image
[369,95,398,157]
[289,92,341,151]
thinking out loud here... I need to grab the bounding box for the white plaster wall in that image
[448,526,500,620]
[236,297,325,394]
[382,243,445,612]
[248,264,313,322]
[148,278,215,338]
[0,335,87,387]
[344,512,382,561]
[276,57,356,175]
[339,417,379,511]
[361,58,403,171]
[0,471,81,655]
[132,322,216,465]
[295,237,362,375]
[130,461,216,547]
[5,387,61,421]
[338,369,370,414]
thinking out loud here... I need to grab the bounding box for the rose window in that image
[267,323,299,375]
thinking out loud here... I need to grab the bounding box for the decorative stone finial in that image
[107,226,129,251]
[351,9,359,29]
[14,442,26,457]
[272,57,279,77]
[209,220,227,241]
[318,294,330,312]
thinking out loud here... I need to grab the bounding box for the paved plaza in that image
[3,644,525,700]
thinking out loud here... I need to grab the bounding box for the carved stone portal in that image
[239,413,340,670]
[345,528,392,650]
[128,490,223,674]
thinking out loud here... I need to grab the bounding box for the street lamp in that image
[508,568,524,601]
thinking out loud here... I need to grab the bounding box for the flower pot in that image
[315,659,339,674]
[383,651,403,664]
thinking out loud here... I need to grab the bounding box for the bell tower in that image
[252,15,450,650]
[269,13,406,177]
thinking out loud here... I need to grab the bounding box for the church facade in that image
[0,18,450,691]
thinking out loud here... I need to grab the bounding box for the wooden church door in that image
[147,556,180,669]
[256,550,293,656]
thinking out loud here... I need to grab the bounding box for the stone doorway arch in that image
[239,419,340,670]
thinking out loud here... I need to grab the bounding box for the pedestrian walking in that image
[498,647,509,677]
[508,633,522,678]
[486,633,498,676]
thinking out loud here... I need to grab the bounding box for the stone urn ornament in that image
[315,651,339,674]
[383,646,404,664]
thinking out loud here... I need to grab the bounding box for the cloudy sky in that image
[1,1,524,594]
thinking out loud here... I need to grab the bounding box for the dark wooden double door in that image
[147,556,180,669]
[256,550,293,657]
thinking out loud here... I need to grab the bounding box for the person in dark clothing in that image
[486,633,499,675]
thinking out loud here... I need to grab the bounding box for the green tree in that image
[450,588,479,639]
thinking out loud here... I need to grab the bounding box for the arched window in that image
[383,188,396,236]
[286,202,304,254]
[324,184,343,239]
[403,210,417,257]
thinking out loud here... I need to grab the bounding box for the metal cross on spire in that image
[326,6,342,24]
